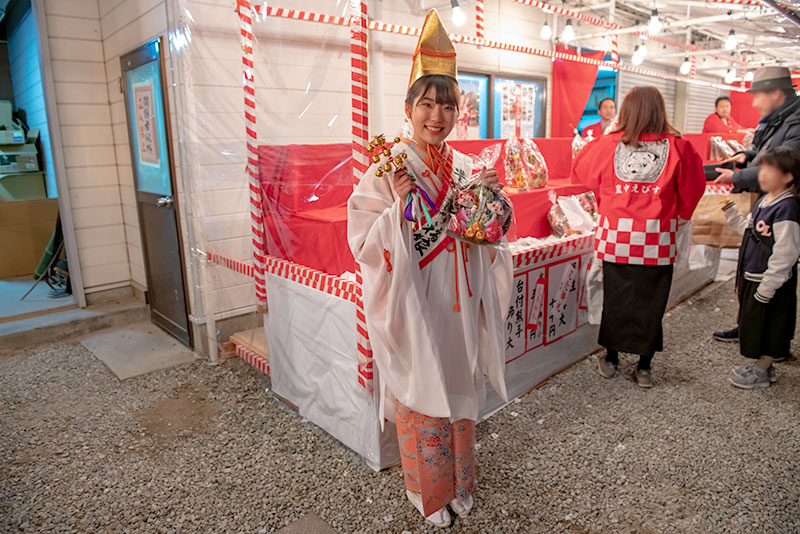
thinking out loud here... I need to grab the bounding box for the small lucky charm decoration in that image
[368,134,437,227]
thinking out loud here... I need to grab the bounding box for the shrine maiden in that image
[571,86,705,388]
[347,10,512,529]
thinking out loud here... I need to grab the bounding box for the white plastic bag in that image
[586,252,603,325]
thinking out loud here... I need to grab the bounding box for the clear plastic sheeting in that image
[159,0,724,470]
[265,272,399,471]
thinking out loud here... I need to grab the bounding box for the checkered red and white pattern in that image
[704,184,734,195]
[236,343,270,375]
[514,234,594,268]
[595,216,678,266]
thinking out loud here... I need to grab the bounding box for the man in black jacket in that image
[713,66,800,343]
[715,67,800,193]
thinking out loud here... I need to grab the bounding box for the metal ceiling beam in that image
[573,9,769,40]
[760,0,800,29]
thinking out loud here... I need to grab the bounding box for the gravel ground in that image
[1,278,799,534]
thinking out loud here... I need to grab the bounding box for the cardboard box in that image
[0,172,46,201]
[691,192,757,249]
[0,128,25,145]
[0,197,59,278]
[0,144,39,172]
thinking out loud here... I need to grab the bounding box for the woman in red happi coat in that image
[571,86,706,387]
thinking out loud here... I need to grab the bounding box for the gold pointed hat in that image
[408,9,458,89]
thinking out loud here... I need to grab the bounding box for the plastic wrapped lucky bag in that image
[547,193,596,238]
[726,139,746,153]
[571,130,590,158]
[742,131,754,150]
[447,144,513,245]
[503,137,531,191]
[710,136,736,161]
[522,138,548,189]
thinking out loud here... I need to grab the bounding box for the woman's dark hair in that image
[405,74,460,110]
[715,96,731,107]
[614,85,680,147]
[756,146,800,196]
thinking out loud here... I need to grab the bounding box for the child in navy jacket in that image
[722,147,800,388]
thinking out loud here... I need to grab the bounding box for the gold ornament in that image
[376,168,385,178]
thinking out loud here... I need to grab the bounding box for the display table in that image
[257,139,726,471]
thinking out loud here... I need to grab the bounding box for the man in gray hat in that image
[712,66,800,343]
[714,66,800,192]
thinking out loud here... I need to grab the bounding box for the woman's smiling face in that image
[405,84,458,147]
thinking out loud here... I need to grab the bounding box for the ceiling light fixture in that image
[725,29,737,51]
[562,18,575,42]
[451,0,466,27]
[541,21,552,40]
[648,9,662,35]
[679,57,691,75]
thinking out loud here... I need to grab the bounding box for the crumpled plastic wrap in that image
[726,139,746,154]
[503,136,530,191]
[547,192,597,237]
[571,131,588,158]
[710,136,736,161]
[522,138,548,189]
[448,144,512,245]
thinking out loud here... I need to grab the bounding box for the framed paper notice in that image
[125,53,171,196]
[133,81,160,167]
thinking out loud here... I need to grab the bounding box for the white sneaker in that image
[449,494,474,518]
[406,490,452,528]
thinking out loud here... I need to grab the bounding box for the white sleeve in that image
[755,220,800,302]
[722,200,749,236]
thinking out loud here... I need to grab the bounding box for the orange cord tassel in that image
[461,243,473,298]
[447,240,460,312]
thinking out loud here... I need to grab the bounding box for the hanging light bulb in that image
[451,0,466,27]
[744,70,755,82]
[679,57,692,75]
[725,69,736,84]
[562,18,575,42]
[541,21,552,40]
[632,45,644,66]
[725,29,737,51]
[648,9,662,35]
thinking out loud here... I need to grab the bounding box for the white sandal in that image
[449,494,474,518]
[406,489,452,528]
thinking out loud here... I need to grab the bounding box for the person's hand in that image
[720,153,746,165]
[714,168,734,185]
[392,167,416,198]
[479,167,500,189]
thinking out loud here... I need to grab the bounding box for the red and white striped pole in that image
[236,0,267,306]
[610,34,619,65]
[349,0,374,393]
[475,0,485,41]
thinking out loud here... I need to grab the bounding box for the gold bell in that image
[376,168,385,177]
[367,144,374,153]
[383,162,393,172]
[395,156,404,165]
[394,137,401,143]
[383,148,391,157]
[372,154,380,164]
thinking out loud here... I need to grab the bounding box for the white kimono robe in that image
[347,141,513,423]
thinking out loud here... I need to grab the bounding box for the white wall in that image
[99,0,169,291]
[41,0,131,293]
